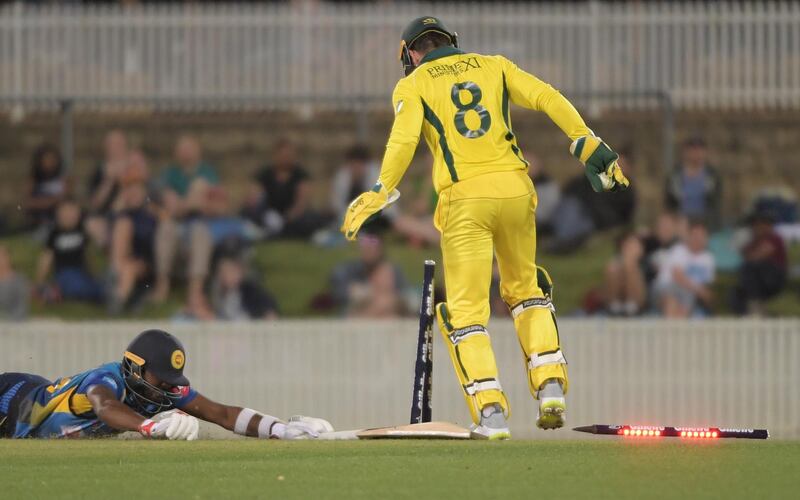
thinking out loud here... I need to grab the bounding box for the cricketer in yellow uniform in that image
[342,17,629,434]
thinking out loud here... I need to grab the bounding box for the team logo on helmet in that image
[171,350,185,369]
[422,17,437,25]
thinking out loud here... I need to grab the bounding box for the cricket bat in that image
[318,421,471,440]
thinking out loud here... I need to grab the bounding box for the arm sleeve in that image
[80,370,125,400]
[377,79,424,193]
[499,56,592,141]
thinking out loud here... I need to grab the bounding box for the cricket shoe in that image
[536,379,566,430]
[470,404,511,440]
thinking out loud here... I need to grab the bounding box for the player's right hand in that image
[340,183,400,241]
[139,411,199,441]
[569,135,630,193]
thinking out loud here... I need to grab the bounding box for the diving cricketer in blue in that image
[0,329,333,440]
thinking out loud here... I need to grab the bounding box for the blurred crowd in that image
[0,132,797,321]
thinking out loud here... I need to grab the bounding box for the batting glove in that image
[139,411,199,441]
[340,183,400,241]
[570,135,630,193]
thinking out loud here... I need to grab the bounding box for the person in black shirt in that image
[244,138,328,239]
[35,200,103,303]
[25,143,71,230]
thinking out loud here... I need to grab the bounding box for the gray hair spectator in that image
[0,245,29,321]
[652,220,716,318]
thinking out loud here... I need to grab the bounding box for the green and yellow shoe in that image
[536,398,566,430]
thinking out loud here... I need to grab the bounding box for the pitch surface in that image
[2,439,797,499]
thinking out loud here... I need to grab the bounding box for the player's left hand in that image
[140,410,200,441]
[340,183,400,241]
[569,136,630,193]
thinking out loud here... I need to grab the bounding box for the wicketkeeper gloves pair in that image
[570,135,630,193]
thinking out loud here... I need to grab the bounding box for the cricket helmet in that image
[122,329,190,413]
[399,16,458,76]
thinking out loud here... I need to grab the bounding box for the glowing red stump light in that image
[576,424,768,440]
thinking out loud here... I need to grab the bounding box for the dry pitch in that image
[2,439,797,499]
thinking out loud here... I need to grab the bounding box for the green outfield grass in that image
[1,439,797,500]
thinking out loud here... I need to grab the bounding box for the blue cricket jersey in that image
[10,361,197,438]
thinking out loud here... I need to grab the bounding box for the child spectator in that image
[210,257,279,320]
[35,200,104,303]
[25,143,71,230]
[86,129,130,246]
[330,233,406,317]
[665,137,722,229]
[0,245,29,321]
[640,211,685,288]
[731,212,788,315]
[653,221,715,318]
[603,232,647,316]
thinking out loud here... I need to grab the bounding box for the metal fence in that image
[1,1,800,111]
[2,319,798,439]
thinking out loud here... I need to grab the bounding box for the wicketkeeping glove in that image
[570,135,630,193]
[139,410,200,441]
[340,183,400,241]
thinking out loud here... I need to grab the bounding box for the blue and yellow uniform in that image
[0,364,196,438]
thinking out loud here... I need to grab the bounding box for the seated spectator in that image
[547,147,637,253]
[665,137,722,229]
[244,137,328,239]
[330,233,406,318]
[390,153,439,247]
[85,129,130,246]
[603,232,646,316]
[640,211,685,288]
[0,245,29,321]
[330,144,380,220]
[652,221,715,318]
[210,256,279,320]
[24,143,71,231]
[152,135,216,317]
[731,212,788,316]
[108,162,159,313]
[34,200,104,303]
[527,152,561,237]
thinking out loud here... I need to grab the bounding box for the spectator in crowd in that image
[330,144,380,221]
[389,152,439,247]
[152,134,216,319]
[245,137,327,239]
[603,232,647,316]
[34,200,104,304]
[0,245,29,321]
[731,212,788,315]
[547,146,637,253]
[640,211,685,288]
[527,152,561,237]
[652,221,715,318]
[85,129,130,246]
[330,233,406,317]
[665,137,722,228]
[210,256,279,321]
[108,156,159,313]
[24,143,71,231]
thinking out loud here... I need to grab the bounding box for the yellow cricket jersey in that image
[378,46,592,194]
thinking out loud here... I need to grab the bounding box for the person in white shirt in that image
[653,221,715,317]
